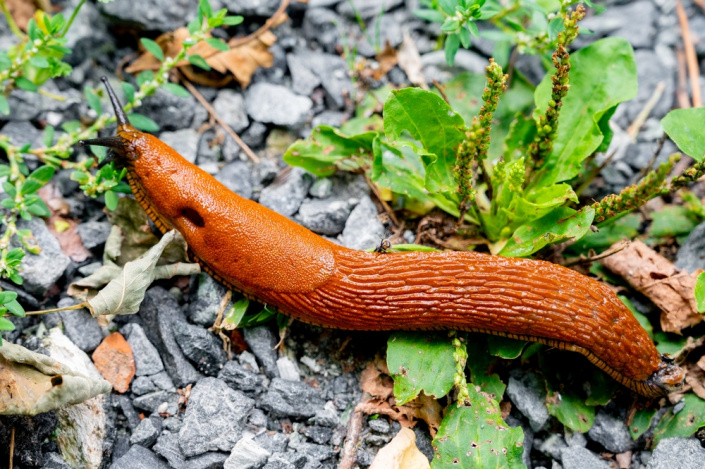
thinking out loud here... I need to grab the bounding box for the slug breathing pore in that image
[79,77,685,398]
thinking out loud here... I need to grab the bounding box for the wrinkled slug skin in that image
[84,104,680,397]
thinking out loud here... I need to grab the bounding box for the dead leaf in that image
[6,0,36,31]
[125,16,286,88]
[397,30,427,89]
[39,184,91,263]
[0,342,111,415]
[600,240,702,333]
[91,333,135,393]
[369,427,430,469]
[370,41,398,81]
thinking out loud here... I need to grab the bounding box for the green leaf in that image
[15,77,39,92]
[222,15,244,26]
[0,316,15,332]
[140,38,164,61]
[126,113,159,132]
[533,38,638,187]
[466,335,506,399]
[104,190,118,210]
[84,86,102,115]
[695,272,705,314]
[413,9,445,23]
[29,56,49,69]
[0,95,8,115]
[569,213,640,254]
[384,88,465,194]
[205,37,229,51]
[444,33,460,66]
[42,125,54,147]
[649,205,699,239]
[121,81,136,104]
[0,166,9,178]
[500,207,595,258]
[162,83,191,98]
[546,385,595,433]
[662,108,705,161]
[188,54,211,71]
[653,394,705,444]
[223,297,249,329]
[653,331,688,356]
[284,126,377,177]
[432,399,525,469]
[4,299,24,317]
[387,332,456,405]
[629,407,657,440]
[20,166,56,195]
[388,244,441,252]
[0,291,17,304]
[26,199,50,217]
[487,336,527,359]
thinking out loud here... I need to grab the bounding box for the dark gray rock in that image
[99,0,195,32]
[337,0,404,19]
[133,390,180,416]
[154,431,230,469]
[242,326,280,378]
[577,1,657,49]
[137,87,199,131]
[254,432,289,454]
[292,441,335,465]
[302,426,332,444]
[131,376,156,396]
[245,83,312,127]
[357,14,403,57]
[178,378,256,457]
[242,122,269,149]
[587,409,635,453]
[214,0,280,16]
[125,323,165,376]
[288,53,321,96]
[260,378,325,419]
[302,8,343,53]
[218,360,263,392]
[56,298,103,352]
[224,437,271,469]
[130,416,162,447]
[341,196,385,251]
[296,199,353,235]
[560,446,613,469]
[109,445,170,469]
[213,90,250,134]
[150,370,176,391]
[6,82,81,121]
[368,418,390,434]
[163,417,183,433]
[314,402,340,428]
[76,221,112,250]
[259,167,312,217]
[160,129,200,164]
[173,321,228,376]
[188,273,231,327]
[117,394,143,430]
[13,219,71,297]
[647,438,705,469]
[1,121,43,149]
[216,161,253,199]
[62,1,113,66]
[43,452,73,468]
[286,51,352,109]
[676,222,705,274]
[263,455,295,469]
[506,371,549,432]
[197,130,222,167]
[139,287,200,386]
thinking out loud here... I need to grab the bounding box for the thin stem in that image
[24,302,86,316]
[0,0,23,39]
[60,0,87,38]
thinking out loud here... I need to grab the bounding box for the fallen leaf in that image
[39,184,91,263]
[370,41,398,81]
[369,427,430,469]
[6,0,36,31]
[86,230,200,318]
[91,332,135,393]
[397,29,427,90]
[0,342,111,415]
[125,15,287,88]
[600,240,702,333]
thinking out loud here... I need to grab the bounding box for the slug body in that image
[81,79,684,398]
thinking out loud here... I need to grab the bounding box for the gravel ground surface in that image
[2,0,705,468]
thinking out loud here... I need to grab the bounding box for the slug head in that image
[644,355,685,397]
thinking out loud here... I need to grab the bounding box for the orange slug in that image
[80,78,684,398]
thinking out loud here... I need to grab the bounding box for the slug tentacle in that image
[84,78,686,398]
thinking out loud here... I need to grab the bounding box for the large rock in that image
[245,83,312,127]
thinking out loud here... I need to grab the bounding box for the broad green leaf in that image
[696,272,705,314]
[20,165,55,195]
[0,316,15,331]
[223,297,250,330]
[546,385,595,433]
[121,81,136,104]
[652,394,705,444]
[239,306,278,328]
[388,244,441,252]
[371,139,429,201]
[432,398,525,469]
[500,207,595,258]
[662,108,705,161]
[84,86,102,115]
[583,367,617,406]
[205,37,229,51]
[0,95,8,115]
[487,336,527,359]
[0,292,17,304]
[629,407,657,440]
[648,205,700,239]
[466,335,506,399]
[188,54,211,71]
[387,332,456,405]
[140,38,164,61]
[384,88,465,194]
[533,38,637,187]
[653,331,689,356]
[569,213,640,254]
[104,190,118,210]
[15,77,38,92]
[284,126,377,177]
[126,113,159,132]
[340,115,384,135]
[162,83,190,98]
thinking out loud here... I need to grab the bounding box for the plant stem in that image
[0,0,24,39]
[60,0,87,38]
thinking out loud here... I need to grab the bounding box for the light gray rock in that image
[302,8,343,53]
[245,83,312,127]
[99,0,195,32]
[76,220,112,250]
[130,416,162,447]
[218,359,263,393]
[133,390,180,416]
[213,90,250,133]
[159,129,200,164]
[337,0,404,19]
[276,356,301,382]
[214,0,280,16]
[259,167,313,217]
[588,410,635,453]
[285,51,352,109]
[14,219,71,297]
[153,431,230,469]
[296,198,353,235]
[178,378,255,457]
[56,297,103,353]
[676,222,705,274]
[506,371,549,432]
[341,195,385,251]
[125,323,165,376]
[216,161,253,199]
[647,438,705,469]
[560,446,612,469]
[260,378,325,419]
[188,273,231,327]
[224,438,271,469]
[109,445,170,469]
[577,1,657,49]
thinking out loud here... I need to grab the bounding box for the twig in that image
[363,174,399,227]
[563,240,630,267]
[178,73,260,163]
[24,302,85,315]
[229,0,290,48]
[9,425,14,469]
[626,81,665,141]
[695,0,705,12]
[676,48,691,109]
[338,403,365,469]
[635,134,667,181]
[432,79,450,104]
[676,0,702,107]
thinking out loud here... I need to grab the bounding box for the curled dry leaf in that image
[369,427,430,469]
[397,30,427,90]
[0,342,112,415]
[357,359,443,436]
[125,15,287,88]
[600,240,702,333]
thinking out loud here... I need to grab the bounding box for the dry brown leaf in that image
[371,41,398,81]
[397,30,427,89]
[369,427,430,469]
[6,0,36,31]
[685,365,705,400]
[600,240,702,333]
[360,359,394,401]
[125,15,286,88]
